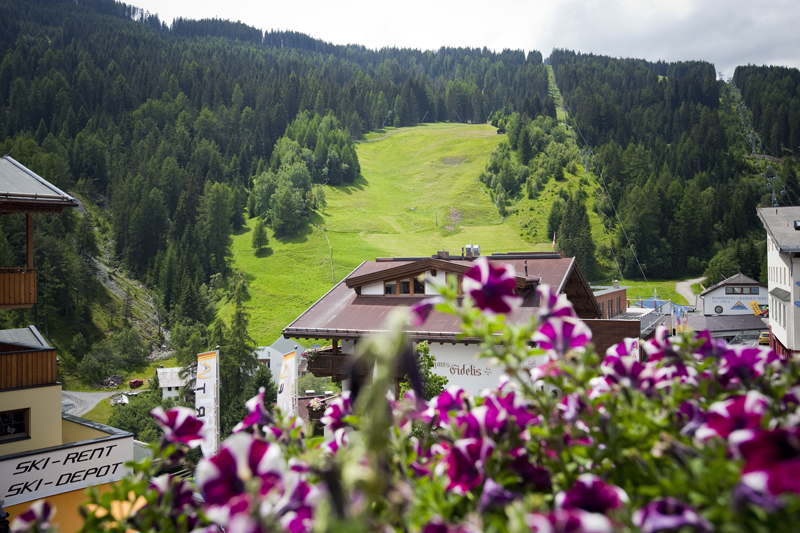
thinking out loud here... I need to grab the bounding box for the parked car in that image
[759,331,770,345]
[129,378,144,388]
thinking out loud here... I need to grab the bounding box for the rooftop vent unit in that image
[465,244,481,258]
[436,250,450,259]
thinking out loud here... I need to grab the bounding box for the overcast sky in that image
[130,0,800,78]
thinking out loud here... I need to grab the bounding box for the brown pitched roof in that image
[283,254,600,342]
[699,272,765,297]
[0,156,78,214]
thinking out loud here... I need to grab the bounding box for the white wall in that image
[422,342,548,396]
[767,234,797,350]
[161,387,180,400]
[362,282,383,295]
[703,286,768,316]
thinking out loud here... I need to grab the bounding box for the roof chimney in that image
[437,250,450,260]
[613,279,619,289]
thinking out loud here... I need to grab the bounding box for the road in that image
[675,277,705,312]
[62,390,117,416]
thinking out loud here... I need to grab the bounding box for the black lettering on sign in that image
[196,406,206,418]
[63,451,80,464]
[56,473,72,486]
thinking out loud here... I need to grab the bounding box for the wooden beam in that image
[26,213,33,269]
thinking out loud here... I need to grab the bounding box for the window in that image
[384,280,397,295]
[413,278,425,295]
[733,287,742,294]
[399,279,411,294]
[750,287,759,295]
[599,301,604,318]
[0,409,29,441]
[726,287,733,294]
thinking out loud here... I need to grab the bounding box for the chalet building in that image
[0,155,78,309]
[156,367,189,402]
[256,337,306,387]
[283,251,655,395]
[699,273,767,316]
[758,207,800,358]
[0,326,135,533]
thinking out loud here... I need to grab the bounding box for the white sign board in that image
[277,351,297,417]
[195,350,219,457]
[0,437,133,506]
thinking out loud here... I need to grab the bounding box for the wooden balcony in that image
[0,347,58,389]
[306,353,409,382]
[0,268,37,309]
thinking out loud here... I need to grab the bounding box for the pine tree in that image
[251,218,268,251]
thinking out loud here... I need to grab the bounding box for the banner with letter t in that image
[195,350,219,457]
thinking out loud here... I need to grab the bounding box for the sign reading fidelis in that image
[0,436,133,506]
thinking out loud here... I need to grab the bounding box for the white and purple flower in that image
[409,296,445,327]
[733,427,800,495]
[535,284,578,322]
[695,391,768,440]
[320,391,353,431]
[717,345,780,388]
[233,388,274,433]
[527,509,613,533]
[632,498,713,533]
[439,437,496,494]
[462,257,520,314]
[532,316,592,357]
[10,500,55,533]
[555,474,628,515]
[151,406,206,448]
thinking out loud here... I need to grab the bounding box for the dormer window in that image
[384,276,426,296]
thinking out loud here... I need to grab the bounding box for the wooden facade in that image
[0,268,37,309]
[0,347,58,389]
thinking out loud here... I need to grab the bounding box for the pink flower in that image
[421,386,468,426]
[320,391,352,430]
[477,478,517,512]
[151,406,206,448]
[532,316,592,357]
[642,326,681,362]
[675,400,707,437]
[633,498,713,533]
[695,391,768,440]
[195,433,284,524]
[717,345,780,388]
[535,284,578,321]
[694,330,729,360]
[441,437,496,494]
[462,257,520,314]
[602,354,651,390]
[233,388,274,433]
[555,474,628,515]
[732,428,800,495]
[410,296,444,327]
[605,337,640,358]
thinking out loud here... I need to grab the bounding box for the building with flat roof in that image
[758,207,800,358]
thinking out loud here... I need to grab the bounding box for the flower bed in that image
[14,258,800,533]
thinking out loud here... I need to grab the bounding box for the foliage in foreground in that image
[13,258,800,533]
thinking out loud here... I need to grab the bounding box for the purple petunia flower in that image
[462,257,521,314]
[279,506,314,533]
[477,478,517,512]
[602,354,651,390]
[642,326,681,362]
[422,517,480,533]
[717,345,780,388]
[532,316,592,357]
[606,337,640,359]
[694,330,729,360]
[233,388,274,433]
[695,391,767,440]
[409,296,445,327]
[527,509,613,533]
[11,500,55,533]
[535,284,578,322]
[150,473,197,509]
[555,474,628,515]
[439,437,496,495]
[633,498,713,533]
[195,433,284,524]
[557,392,591,423]
[731,482,783,513]
[151,406,206,448]
[653,362,698,390]
[459,396,508,438]
[320,391,353,431]
[421,386,468,426]
[323,427,349,454]
[732,427,800,495]
[675,400,707,437]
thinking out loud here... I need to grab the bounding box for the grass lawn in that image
[82,396,114,425]
[613,279,690,306]
[222,123,533,344]
[62,356,179,392]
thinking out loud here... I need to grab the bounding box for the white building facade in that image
[699,273,768,316]
[758,207,800,359]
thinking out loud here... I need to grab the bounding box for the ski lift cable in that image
[561,98,653,294]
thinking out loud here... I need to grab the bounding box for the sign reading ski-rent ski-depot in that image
[1,436,133,506]
[195,350,219,458]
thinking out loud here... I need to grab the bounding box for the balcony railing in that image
[306,353,409,381]
[0,347,58,389]
[0,268,37,309]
